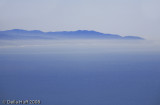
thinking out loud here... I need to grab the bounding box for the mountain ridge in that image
[0,29,144,40]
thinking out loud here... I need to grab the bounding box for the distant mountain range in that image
[0,29,144,40]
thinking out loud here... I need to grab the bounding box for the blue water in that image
[0,53,160,105]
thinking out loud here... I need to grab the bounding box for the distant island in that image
[0,29,144,40]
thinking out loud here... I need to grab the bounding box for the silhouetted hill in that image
[0,29,144,40]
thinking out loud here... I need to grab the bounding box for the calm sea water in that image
[0,52,160,105]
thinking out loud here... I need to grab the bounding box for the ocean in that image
[0,40,160,105]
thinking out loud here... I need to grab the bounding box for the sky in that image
[0,0,160,40]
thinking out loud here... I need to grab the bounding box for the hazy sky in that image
[0,0,160,40]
